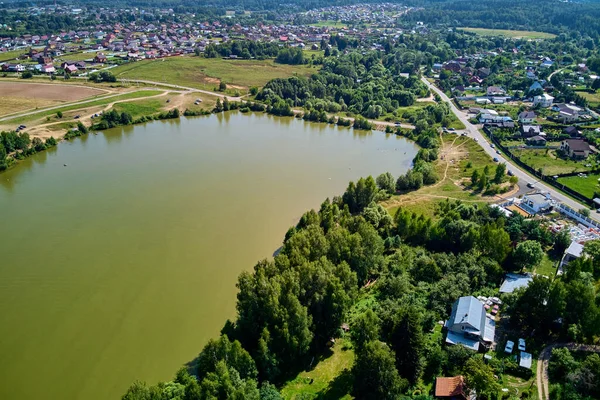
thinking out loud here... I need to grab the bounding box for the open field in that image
[577,90,600,107]
[458,27,556,39]
[0,81,108,117]
[112,98,166,118]
[58,52,97,62]
[557,173,600,199]
[0,90,165,133]
[280,338,354,400]
[111,57,317,91]
[0,48,29,62]
[511,148,595,175]
[384,134,498,217]
[0,81,106,101]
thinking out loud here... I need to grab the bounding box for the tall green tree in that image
[353,341,407,400]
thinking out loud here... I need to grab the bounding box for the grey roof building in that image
[445,296,496,351]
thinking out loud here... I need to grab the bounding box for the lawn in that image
[112,98,165,118]
[535,253,558,277]
[557,173,600,199]
[111,57,316,91]
[511,148,594,175]
[0,48,30,62]
[58,51,97,62]
[280,338,354,400]
[457,27,556,39]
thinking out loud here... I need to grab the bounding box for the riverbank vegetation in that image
[0,130,57,170]
[549,348,600,399]
[121,165,600,399]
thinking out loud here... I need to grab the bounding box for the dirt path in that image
[537,343,600,400]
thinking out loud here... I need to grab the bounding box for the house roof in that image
[564,139,590,152]
[499,273,533,293]
[448,296,485,332]
[564,126,579,135]
[520,351,532,369]
[435,376,466,398]
[526,135,546,142]
[566,241,584,258]
[519,111,536,119]
[522,125,542,134]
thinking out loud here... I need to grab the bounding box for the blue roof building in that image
[445,296,496,351]
[499,273,533,293]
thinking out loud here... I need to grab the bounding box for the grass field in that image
[309,20,348,28]
[535,253,558,277]
[511,148,594,175]
[577,90,600,107]
[280,338,354,400]
[0,48,29,62]
[458,27,556,39]
[0,90,164,127]
[557,173,600,199]
[112,98,166,118]
[58,52,97,62]
[111,57,317,91]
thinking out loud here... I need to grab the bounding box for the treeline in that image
[0,131,58,171]
[257,50,429,120]
[203,41,281,60]
[403,0,600,39]
[92,108,180,130]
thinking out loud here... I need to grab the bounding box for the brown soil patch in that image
[0,81,105,101]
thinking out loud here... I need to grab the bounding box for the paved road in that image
[422,77,600,222]
[537,343,600,400]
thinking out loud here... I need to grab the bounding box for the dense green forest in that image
[403,0,600,38]
[0,131,58,171]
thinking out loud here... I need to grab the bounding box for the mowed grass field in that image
[558,173,600,199]
[111,56,317,90]
[458,27,556,39]
[577,90,600,107]
[511,148,595,175]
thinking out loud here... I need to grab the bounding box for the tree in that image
[477,223,511,263]
[353,341,407,400]
[579,208,591,217]
[549,348,578,382]
[249,87,258,96]
[493,163,506,183]
[21,70,33,79]
[350,309,380,352]
[197,335,258,382]
[219,81,227,91]
[514,240,543,271]
[376,172,396,194]
[510,276,551,329]
[56,111,63,119]
[553,230,571,256]
[388,306,425,384]
[471,169,479,187]
[464,357,501,398]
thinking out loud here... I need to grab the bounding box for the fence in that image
[556,203,600,229]
[482,126,594,207]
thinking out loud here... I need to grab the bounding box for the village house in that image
[94,52,107,63]
[444,296,496,351]
[518,111,536,124]
[564,126,580,137]
[487,86,506,96]
[435,376,468,400]
[533,93,554,108]
[520,124,543,138]
[520,193,552,215]
[526,135,547,146]
[560,139,591,159]
[553,103,587,123]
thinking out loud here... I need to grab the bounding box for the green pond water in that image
[0,112,417,400]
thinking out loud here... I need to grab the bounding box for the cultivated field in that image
[111,56,317,91]
[0,82,107,116]
[458,27,556,39]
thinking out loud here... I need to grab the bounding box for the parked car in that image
[490,143,495,148]
[507,170,514,176]
[496,150,500,154]
[74,115,80,119]
[527,182,536,188]
[518,338,526,351]
[505,340,515,354]
[493,157,499,162]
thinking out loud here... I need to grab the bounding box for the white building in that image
[533,93,554,108]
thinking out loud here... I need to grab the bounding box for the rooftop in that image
[519,351,532,369]
[565,241,584,258]
[499,273,533,293]
[435,376,466,398]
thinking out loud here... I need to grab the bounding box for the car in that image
[449,128,455,131]
[507,170,514,176]
[461,133,467,136]
[505,340,515,354]
[19,125,26,129]
[490,143,495,148]
[527,182,536,188]
[394,122,401,126]
[496,150,500,154]
[518,338,526,351]
[166,99,171,103]
[474,138,479,142]
[493,157,499,162]
[74,115,80,119]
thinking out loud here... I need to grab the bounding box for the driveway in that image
[421,77,600,223]
[536,343,600,400]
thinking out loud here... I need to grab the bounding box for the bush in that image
[21,71,33,79]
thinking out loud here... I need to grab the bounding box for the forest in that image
[0,131,58,171]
